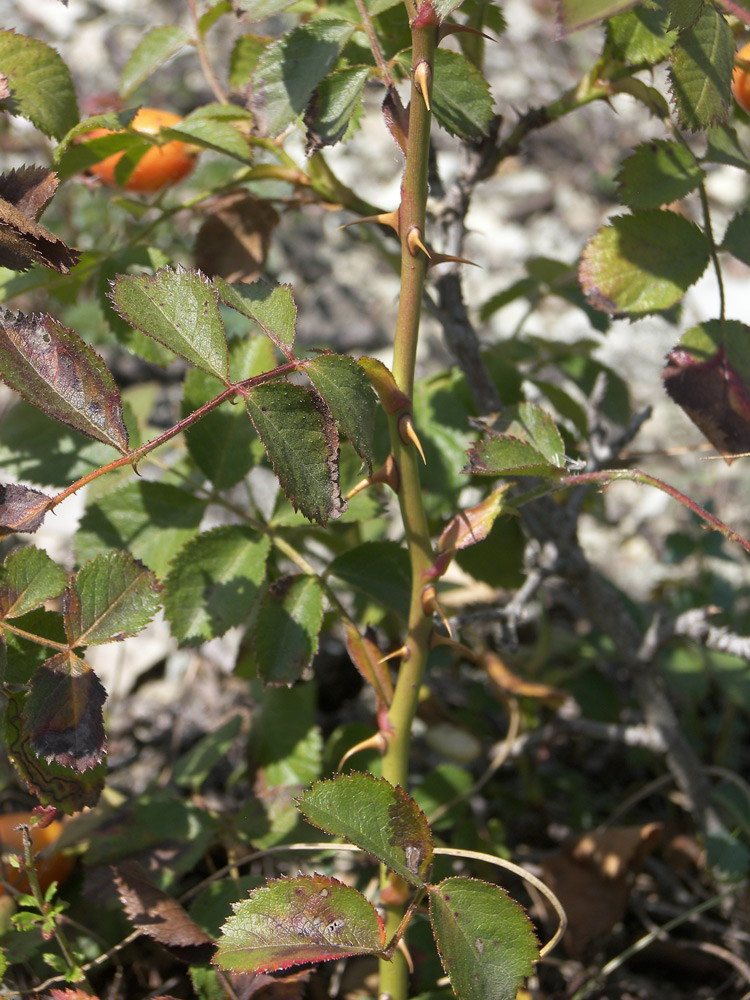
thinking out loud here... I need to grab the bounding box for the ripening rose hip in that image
[732,42,750,115]
[0,813,73,896]
[85,108,198,193]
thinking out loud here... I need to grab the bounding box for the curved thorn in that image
[378,644,410,664]
[339,209,400,234]
[413,60,432,112]
[398,414,426,464]
[345,454,400,499]
[337,731,388,771]
[422,584,453,637]
[430,631,476,660]
[406,225,431,259]
[426,252,479,270]
[437,23,495,44]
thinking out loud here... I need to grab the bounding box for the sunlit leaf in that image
[0,309,129,452]
[0,545,66,618]
[298,773,434,886]
[304,66,369,153]
[64,551,162,647]
[0,29,79,138]
[215,278,296,356]
[556,0,637,34]
[430,877,539,1000]
[119,25,190,97]
[669,4,733,131]
[616,140,704,210]
[215,874,386,973]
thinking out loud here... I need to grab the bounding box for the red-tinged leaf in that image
[0,482,52,536]
[244,383,344,526]
[357,357,411,413]
[0,309,129,452]
[112,859,215,963]
[436,484,516,556]
[63,551,162,647]
[0,545,67,618]
[215,874,386,974]
[663,320,750,463]
[429,877,539,1000]
[343,622,393,709]
[49,991,100,1000]
[382,85,408,154]
[25,651,107,773]
[297,774,433,887]
[3,688,105,813]
[0,165,59,221]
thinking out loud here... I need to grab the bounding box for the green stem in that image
[378,16,437,1000]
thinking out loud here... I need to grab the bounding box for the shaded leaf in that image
[215,874,386,973]
[229,35,270,91]
[327,541,410,616]
[25,651,107,773]
[0,167,79,274]
[606,6,676,63]
[343,622,393,709]
[304,66,369,153]
[173,714,244,791]
[244,382,344,526]
[195,192,279,284]
[183,336,275,490]
[298,773,433,886]
[75,481,207,579]
[616,140,704,210]
[163,526,270,644]
[556,0,637,34]
[429,877,539,1000]
[0,309,129,451]
[579,210,709,316]
[251,575,324,685]
[721,209,750,265]
[663,320,750,463]
[112,859,214,962]
[0,545,66,618]
[0,29,79,139]
[110,266,229,382]
[232,0,299,21]
[3,687,105,812]
[704,123,750,169]
[215,278,296,357]
[252,20,355,136]
[251,682,322,788]
[305,353,375,474]
[669,4,733,131]
[667,0,704,31]
[1,608,67,686]
[119,26,191,98]
[0,482,52,536]
[64,551,162,647]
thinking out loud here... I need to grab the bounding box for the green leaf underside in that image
[305,354,375,473]
[306,66,370,149]
[64,551,162,647]
[110,266,229,382]
[119,25,190,97]
[669,4,733,132]
[430,877,539,1000]
[3,689,105,813]
[252,575,324,684]
[579,210,710,315]
[0,309,130,452]
[254,20,356,136]
[464,437,567,477]
[245,382,343,526]
[721,210,750,266]
[215,278,297,355]
[556,0,638,34]
[0,29,79,139]
[298,773,434,886]
[617,140,704,209]
[164,526,270,644]
[183,337,275,490]
[606,6,676,64]
[499,402,566,465]
[75,481,207,579]
[165,109,254,162]
[215,874,386,974]
[24,650,107,772]
[0,547,67,619]
[326,540,411,616]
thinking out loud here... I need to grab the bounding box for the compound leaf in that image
[0,546,67,618]
[305,354,375,473]
[215,278,296,357]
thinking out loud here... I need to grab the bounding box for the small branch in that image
[353,0,394,88]
[187,0,229,105]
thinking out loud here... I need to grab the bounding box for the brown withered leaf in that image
[235,969,312,1000]
[0,309,130,453]
[382,86,408,155]
[541,823,663,959]
[0,166,79,273]
[482,651,567,707]
[112,859,214,963]
[25,651,107,773]
[194,192,279,284]
[0,482,52,536]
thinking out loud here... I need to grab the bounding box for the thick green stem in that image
[378,16,437,1000]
